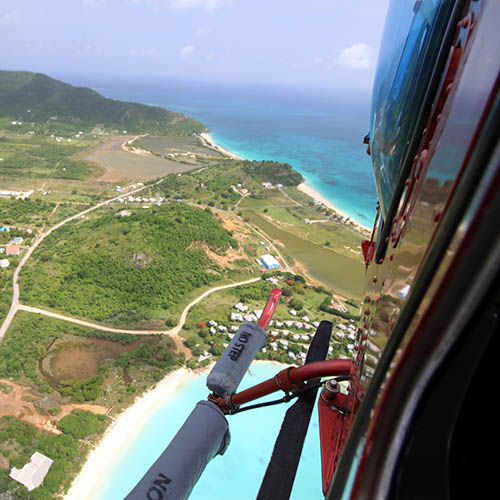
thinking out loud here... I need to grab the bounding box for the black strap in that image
[256,320,332,500]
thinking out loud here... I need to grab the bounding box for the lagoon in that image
[244,211,365,299]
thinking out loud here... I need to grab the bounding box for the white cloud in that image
[76,44,104,56]
[127,0,230,11]
[82,0,106,8]
[179,45,195,58]
[0,10,21,24]
[196,27,212,36]
[25,41,54,53]
[169,0,232,11]
[331,43,375,69]
[206,52,215,61]
[129,47,158,57]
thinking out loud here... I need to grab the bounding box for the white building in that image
[10,452,53,491]
[260,254,280,269]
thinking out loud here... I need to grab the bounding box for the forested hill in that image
[0,70,205,135]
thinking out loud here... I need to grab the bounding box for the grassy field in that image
[136,135,223,157]
[0,130,102,181]
[243,211,365,298]
[80,135,212,181]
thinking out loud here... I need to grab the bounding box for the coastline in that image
[64,367,203,500]
[200,131,370,233]
[199,131,242,160]
[297,182,371,233]
[64,361,287,500]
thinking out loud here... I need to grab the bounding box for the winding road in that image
[0,181,156,340]
[16,277,260,352]
[0,180,261,356]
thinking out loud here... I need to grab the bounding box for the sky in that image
[0,0,390,91]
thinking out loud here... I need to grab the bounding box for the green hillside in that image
[0,70,205,135]
[20,203,238,327]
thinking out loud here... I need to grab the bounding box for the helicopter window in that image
[370,0,440,218]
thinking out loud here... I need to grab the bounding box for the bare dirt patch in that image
[0,379,107,434]
[42,337,140,384]
[80,135,204,182]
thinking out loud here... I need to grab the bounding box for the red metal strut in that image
[258,288,282,329]
[210,360,353,413]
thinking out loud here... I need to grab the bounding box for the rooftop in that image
[9,452,53,491]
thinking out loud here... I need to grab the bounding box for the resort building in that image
[9,452,53,491]
[6,246,19,256]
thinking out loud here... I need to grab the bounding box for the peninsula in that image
[0,70,366,499]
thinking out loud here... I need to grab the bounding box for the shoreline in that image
[200,131,371,233]
[64,366,204,500]
[64,360,286,499]
[297,182,371,234]
[199,131,242,160]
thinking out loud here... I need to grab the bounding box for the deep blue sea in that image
[62,75,377,227]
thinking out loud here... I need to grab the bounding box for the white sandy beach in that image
[201,132,369,233]
[199,132,242,160]
[65,367,201,500]
[297,182,371,233]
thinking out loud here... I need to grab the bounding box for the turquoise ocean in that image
[61,75,375,499]
[66,75,377,227]
[93,362,323,500]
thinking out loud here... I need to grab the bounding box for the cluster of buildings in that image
[334,321,358,353]
[117,195,165,206]
[50,131,85,143]
[0,189,33,200]
[1,227,27,268]
[218,300,356,364]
